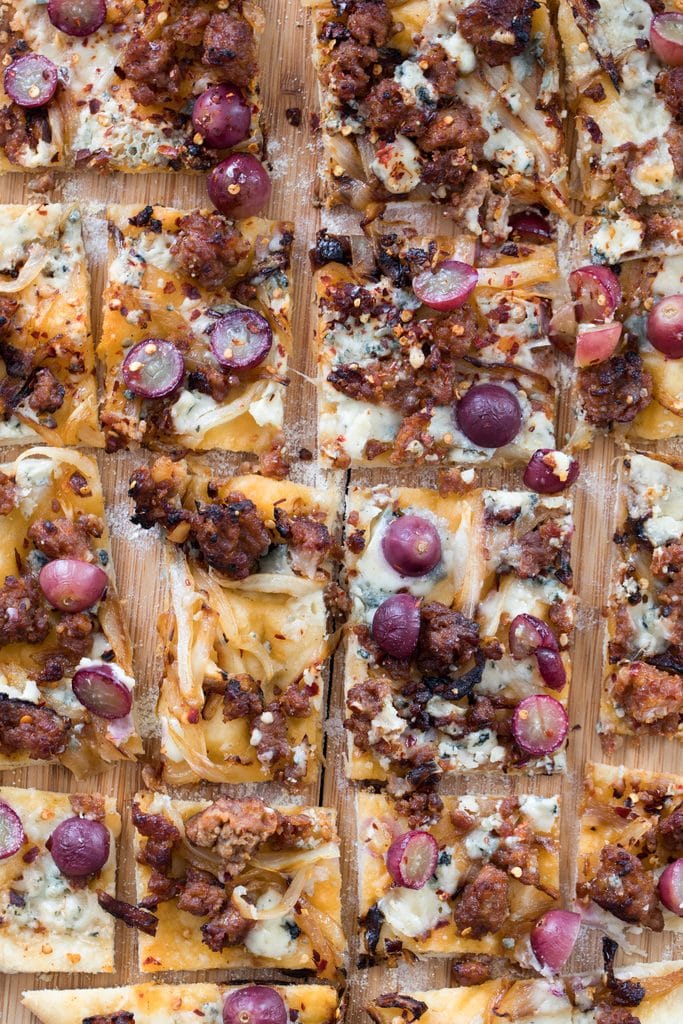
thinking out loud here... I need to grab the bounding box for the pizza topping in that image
[386,830,438,889]
[581,844,664,931]
[575,323,623,368]
[132,802,181,872]
[415,603,479,676]
[530,909,581,972]
[192,84,252,150]
[3,55,59,110]
[646,295,683,359]
[97,890,159,935]
[0,694,71,760]
[371,594,421,659]
[210,310,273,370]
[28,368,65,415]
[202,13,257,86]
[651,13,683,66]
[222,986,287,1024]
[596,1011,641,1024]
[611,661,683,734]
[207,154,272,219]
[71,663,134,720]
[381,515,442,577]
[118,33,181,107]
[0,573,49,646]
[122,339,185,399]
[509,614,558,658]
[457,0,535,66]
[192,494,271,577]
[28,513,103,562]
[272,506,334,578]
[48,816,110,878]
[184,797,280,879]
[82,1015,135,1024]
[535,649,567,691]
[47,0,107,37]
[455,384,522,448]
[523,450,580,495]
[507,518,573,583]
[453,863,510,938]
[509,210,553,244]
[412,261,478,312]
[577,350,652,427]
[38,558,108,612]
[657,858,683,916]
[569,266,622,324]
[0,799,25,860]
[171,211,250,289]
[202,902,255,950]
[511,695,568,756]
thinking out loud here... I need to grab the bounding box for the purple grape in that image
[536,648,567,691]
[523,449,580,495]
[210,309,273,370]
[0,800,25,860]
[207,154,272,219]
[371,593,421,659]
[192,84,252,149]
[4,54,58,108]
[72,663,133,720]
[509,614,559,658]
[223,986,287,1024]
[381,515,442,577]
[39,558,108,612]
[511,695,568,756]
[455,383,522,448]
[121,339,184,398]
[48,0,106,36]
[412,260,477,311]
[386,830,438,889]
[509,210,553,244]
[48,817,110,877]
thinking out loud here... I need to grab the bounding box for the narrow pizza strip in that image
[0,447,141,774]
[313,231,559,467]
[0,787,119,973]
[600,453,683,746]
[3,0,263,173]
[23,982,339,1024]
[344,483,574,781]
[309,0,567,230]
[128,792,345,977]
[99,205,292,454]
[357,790,560,966]
[129,457,341,788]
[0,204,100,447]
[576,762,683,939]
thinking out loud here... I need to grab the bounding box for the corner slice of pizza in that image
[313,230,560,468]
[309,0,568,231]
[600,453,683,745]
[129,456,342,788]
[22,982,339,1024]
[0,446,141,774]
[576,762,683,939]
[126,791,345,978]
[99,205,292,454]
[0,787,120,973]
[0,204,101,447]
[343,483,574,781]
[357,789,560,965]
[3,0,263,173]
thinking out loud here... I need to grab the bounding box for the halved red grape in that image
[192,84,251,149]
[207,154,271,219]
[523,449,580,495]
[569,265,622,323]
[4,55,58,108]
[412,260,478,312]
[0,800,25,860]
[223,986,287,1024]
[651,12,683,66]
[647,294,683,358]
[48,817,110,877]
[574,322,622,367]
[658,859,683,916]
[371,593,421,659]
[536,649,567,691]
[48,0,106,36]
[121,339,184,398]
[509,614,559,658]
[509,210,553,244]
[531,909,581,972]
[386,830,438,890]
[381,515,442,577]
[455,383,522,448]
[210,309,272,370]
[39,558,108,612]
[511,695,568,756]
[72,664,132,720]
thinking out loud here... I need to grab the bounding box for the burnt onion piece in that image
[0,800,25,860]
[569,265,621,323]
[39,558,108,612]
[651,12,683,66]
[223,986,287,1024]
[381,514,442,577]
[385,830,439,890]
[530,909,581,972]
[523,449,580,495]
[192,84,252,149]
[412,260,478,312]
[455,383,522,448]
[371,593,421,659]
[207,154,271,219]
[48,0,106,36]
[4,54,59,108]
[48,816,110,877]
[121,339,185,398]
[72,663,133,720]
[210,309,273,370]
[511,694,568,756]
[647,294,683,358]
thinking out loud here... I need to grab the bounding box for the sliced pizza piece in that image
[600,453,683,746]
[343,482,574,781]
[99,205,292,454]
[0,446,141,775]
[576,762,683,939]
[129,791,345,977]
[313,231,559,468]
[129,456,341,788]
[357,790,560,965]
[309,0,568,231]
[23,982,339,1024]
[0,787,119,973]
[0,204,100,447]
[3,0,264,173]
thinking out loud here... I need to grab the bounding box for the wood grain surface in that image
[2,2,683,1022]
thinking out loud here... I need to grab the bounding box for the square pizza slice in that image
[128,456,341,788]
[313,230,559,467]
[600,453,683,747]
[310,0,568,231]
[0,787,120,973]
[0,446,142,775]
[23,982,339,1024]
[2,0,263,173]
[576,762,683,939]
[343,482,574,781]
[128,791,345,977]
[0,204,101,447]
[99,205,292,454]
[357,790,560,966]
